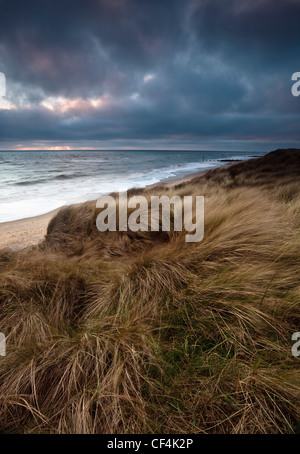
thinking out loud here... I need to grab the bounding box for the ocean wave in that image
[16,172,91,186]
[0,150,265,222]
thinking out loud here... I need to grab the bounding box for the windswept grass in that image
[0,149,299,433]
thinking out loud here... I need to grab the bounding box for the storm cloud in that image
[0,0,300,150]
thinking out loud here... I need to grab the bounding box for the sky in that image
[0,0,300,151]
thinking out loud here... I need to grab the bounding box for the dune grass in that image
[0,149,299,433]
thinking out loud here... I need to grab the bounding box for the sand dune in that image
[0,149,299,434]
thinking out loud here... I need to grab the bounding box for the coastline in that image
[0,167,209,251]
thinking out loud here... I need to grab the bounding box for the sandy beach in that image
[0,208,61,250]
[0,169,207,251]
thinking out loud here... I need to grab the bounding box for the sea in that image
[0,150,266,222]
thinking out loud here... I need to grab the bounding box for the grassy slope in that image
[0,149,299,434]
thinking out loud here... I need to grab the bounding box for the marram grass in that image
[0,149,299,434]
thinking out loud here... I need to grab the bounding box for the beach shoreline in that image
[0,167,210,251]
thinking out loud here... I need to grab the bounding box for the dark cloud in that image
[0,0,299,149]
